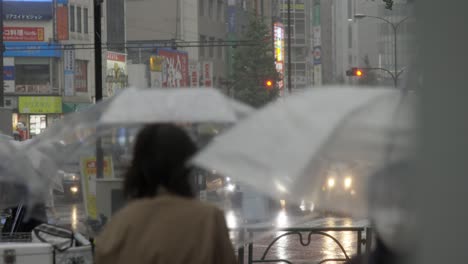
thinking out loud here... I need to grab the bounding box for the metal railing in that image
[232,227,372,264]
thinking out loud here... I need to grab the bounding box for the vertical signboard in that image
[106,51,127,97]
[158,49,189,88]
[3,57,15,93]
[56,4,69,40]
[189,63,199,88]
[149,55,163,88]
[199,61,213,88]
[64,47,75,96]
[80,156,114,220]
[274,22,285,90]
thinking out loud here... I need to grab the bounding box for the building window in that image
[199,0,204,16]
[84,8,89,34]
[200,35,206,57]
[217,39,223,58]
[70,5,75,32]
[208,0,214,18]
[209,37,215,58]
[77,7,82,33]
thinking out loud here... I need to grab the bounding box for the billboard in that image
[4,27,44,41]
[158,49,189,88]
[3,0,53,21]
[18,96,62,114]
[274,22,285,89]
[106,51,127,97]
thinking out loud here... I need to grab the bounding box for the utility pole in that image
[287,0,292,94]
[94,0,104,179]
[0,1,4,107]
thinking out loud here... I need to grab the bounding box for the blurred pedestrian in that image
[345,161,416,264]
[95,124,237,264]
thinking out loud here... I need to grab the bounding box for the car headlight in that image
[70,186,79,193]
[327,178,335,188]
[344,177,352,189]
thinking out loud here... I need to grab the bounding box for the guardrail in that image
[231,227,372,264]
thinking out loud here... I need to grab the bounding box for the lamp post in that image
[354,13,410,88]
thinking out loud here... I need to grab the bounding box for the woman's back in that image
[95,192,237,264]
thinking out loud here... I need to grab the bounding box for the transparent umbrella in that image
[193,87,416,218]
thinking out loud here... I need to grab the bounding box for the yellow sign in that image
[80,156,114,220]
[18,96,62,114]
[149,55,163,72]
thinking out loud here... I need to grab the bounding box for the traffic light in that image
[346,67,365,77]
[264,79,274,89]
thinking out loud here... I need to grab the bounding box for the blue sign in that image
[4,42,61,57]
[3,1,53,20]
[313,46,322,65]
[228,7,236,33]
[4,66,15,80]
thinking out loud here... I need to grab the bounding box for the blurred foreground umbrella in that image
[193,87,416,217]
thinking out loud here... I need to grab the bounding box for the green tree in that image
[230,15,279,108]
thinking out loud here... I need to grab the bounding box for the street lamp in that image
[354,13,411,88]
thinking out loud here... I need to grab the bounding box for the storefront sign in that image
[313,46,322,65]
[18,96,62,114]
[189,63,199,88]
[106,51,127,97]
[74,60,88,93]
[3,96,18,109]
[4,42,61,57]
[200,61,213,88]
[3,0,53,21]
[149,55,163,72]
[4,27,44,41]
[64,48,75,96]
[15,84,52,94]
[56,5,69,40]
[158,49,189,88]
[80,156,114,220]
[281,3,305,10]
[3,57,15,94]
[274,22,285,90]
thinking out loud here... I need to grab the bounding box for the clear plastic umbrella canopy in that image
[193,87,416,219]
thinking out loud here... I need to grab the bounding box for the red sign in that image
[56,5,69,40]
[74,60,88,93]
[107,52,126,62]
[158,49,189,88]
[4,27,44,41]
[203,62,213,87]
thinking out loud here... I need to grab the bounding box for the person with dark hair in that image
[95,124,237,264]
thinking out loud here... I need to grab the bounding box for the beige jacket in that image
[95,193,238,264]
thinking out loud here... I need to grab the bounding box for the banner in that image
[200,61,213,87]
[56,5,69,40]
[4,27,44,41]
[3,58,15,93]
[106,51,127,97]
[64,48,75,96]
[158,49,189,88]
[274,22,285,90]
[189,63,198,88]
[80,156,114,220]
